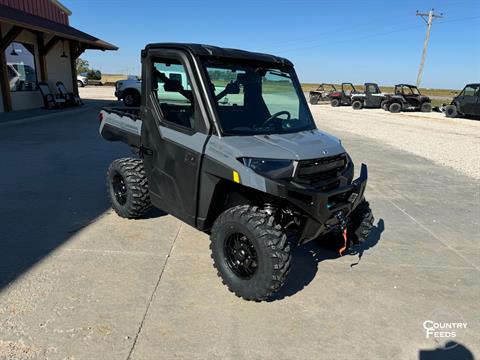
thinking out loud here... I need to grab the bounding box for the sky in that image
[63,0,479,89]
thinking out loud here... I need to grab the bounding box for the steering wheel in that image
[262,111,291,127]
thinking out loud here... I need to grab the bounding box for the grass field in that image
[101,74,132,85]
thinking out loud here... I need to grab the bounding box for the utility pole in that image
[416,9,443,87]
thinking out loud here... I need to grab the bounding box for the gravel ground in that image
[310,104,480,180]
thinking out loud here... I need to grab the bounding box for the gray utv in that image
[350,83,387,110]
[99,43,373,301]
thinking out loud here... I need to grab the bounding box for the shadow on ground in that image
[0,100,160,291]
[419,342,475,360]
[270,218,385,301]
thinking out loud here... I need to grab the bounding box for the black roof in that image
[395,84,418,87]
[143,43,293,66]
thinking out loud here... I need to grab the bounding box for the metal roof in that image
[0,4,117,50]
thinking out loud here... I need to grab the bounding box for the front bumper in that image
[114,90,122,99]
[266,164,368,243]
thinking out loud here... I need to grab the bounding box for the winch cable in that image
[335,211,348,256]
[339,229,348,256]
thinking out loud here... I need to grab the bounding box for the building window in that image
[5,42,38,92]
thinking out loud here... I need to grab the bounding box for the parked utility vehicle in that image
[350,83,387,110]
[115,77,142,106]
[309,83,337,105]
[444,83,480,118]
[329,83,357,107]
[99,43,373,301]
[383,84,432,113]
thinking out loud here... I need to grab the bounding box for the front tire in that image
[77,80,84,88]
[420,102,432,113]
[310,95,319,105]
[210,205,291,301]
[123,90,141,107]
[348,200,374,245]
[331,98,340,107]
[107,158,151,219]
[445,104,458,118]
[352,100,363,110]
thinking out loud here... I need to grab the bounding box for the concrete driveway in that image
[0,99,478,359]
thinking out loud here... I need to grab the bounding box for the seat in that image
[56,81,83,106]
[37,82,66,109]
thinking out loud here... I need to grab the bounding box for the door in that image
[457,84,478,115]
[140,51,211,226]
[365,83,382,107]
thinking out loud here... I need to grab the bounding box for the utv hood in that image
[208,129,346,161]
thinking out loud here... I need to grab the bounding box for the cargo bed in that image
[99,107,142,147]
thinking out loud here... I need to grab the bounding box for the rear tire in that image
[420,102,432,113]
[445,104,458,118]
[331,98,340,107]
[381,100,389,111]
[210,205,291,301]
[107,158,151,219]
[348,200,374,245]
[389,102,402,113]
[352,100,363,110]
[77,80,84,88]
[310,95,319,105]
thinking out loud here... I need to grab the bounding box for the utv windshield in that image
[202,59,315,136]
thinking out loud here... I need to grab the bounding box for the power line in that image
[415,9,443,87]
[275,24,424,54]
[274,14,478,55]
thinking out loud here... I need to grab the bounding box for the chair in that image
[37,82,66,109]
[56,81,83,106]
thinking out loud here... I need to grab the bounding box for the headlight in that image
[240,158,295,179]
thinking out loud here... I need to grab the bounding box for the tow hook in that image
[335,211,348,256]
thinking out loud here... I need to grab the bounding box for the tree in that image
[76,58,90,75]
[87,69,102,80]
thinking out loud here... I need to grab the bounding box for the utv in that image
[329,83,357,107]
[350,83,387,110]
[383,84,432,113]
[99,43,373,301]
[444,83,480,118]
[309,83,337,105]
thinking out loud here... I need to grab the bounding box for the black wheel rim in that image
[224,233,258,279]
[112,172,127,205]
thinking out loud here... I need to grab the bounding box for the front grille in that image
[295,153,347,191]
